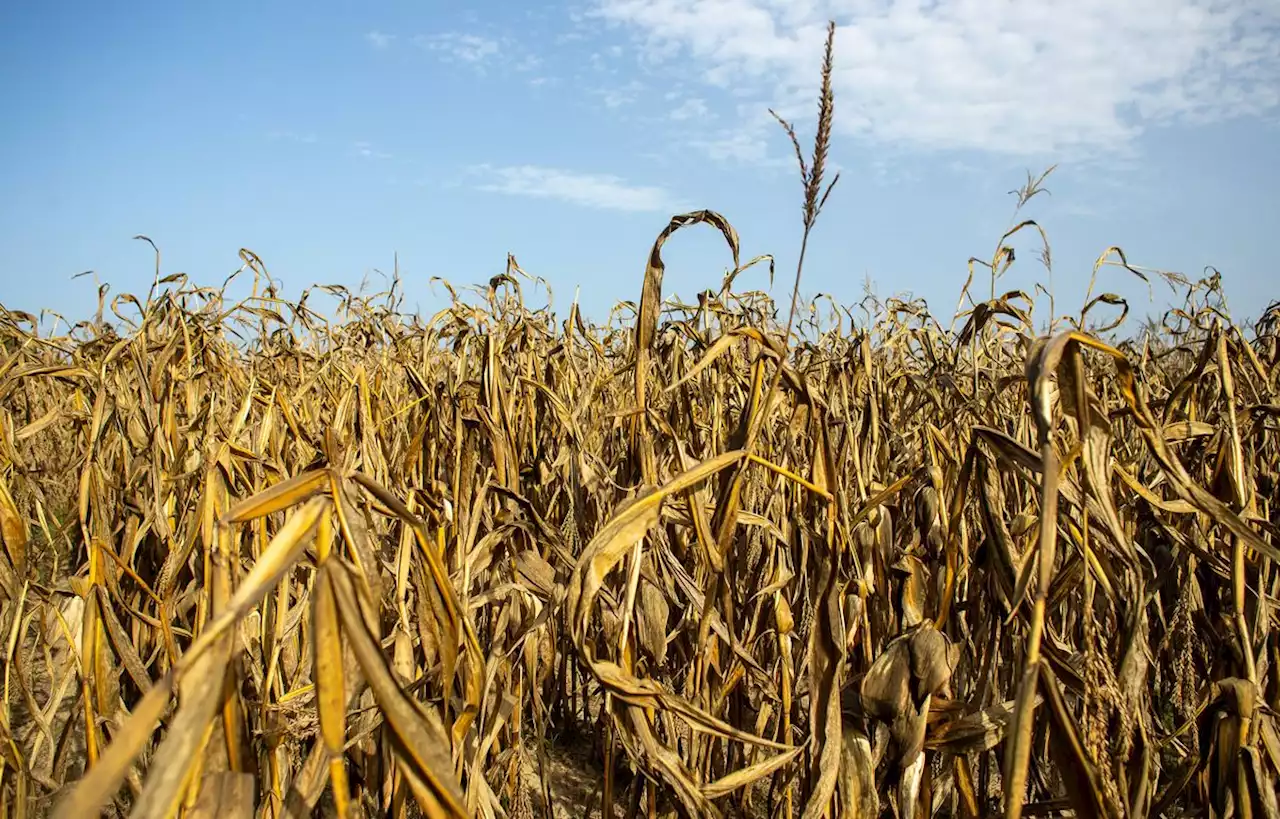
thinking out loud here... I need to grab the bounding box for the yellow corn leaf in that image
[326,559,468,817]
[221,469,329,524]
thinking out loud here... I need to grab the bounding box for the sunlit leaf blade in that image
[326,559,467,817]
[127,627,233,819]
[312,549,351,818]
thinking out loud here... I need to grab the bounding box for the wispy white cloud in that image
[267,130,319,144]
[556,30,590,45]
[867,156,922,187]
[595,79,645,108]
[365,30,395,50]
[668,96,710,121]
[415,32,502,65]
[679,106,795,168]
[688,128,791,167]
[353,141,392,160]
[411,31,551,79]
[514,54,543,72]
[591,0,1280,159]
[470,164,684,212]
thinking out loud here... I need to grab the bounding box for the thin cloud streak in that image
[470,164,685,212]
[365,30,395,49]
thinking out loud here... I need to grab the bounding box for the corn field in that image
[3,28,1280,819]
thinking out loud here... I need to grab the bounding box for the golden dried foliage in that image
[2,24,1280,819]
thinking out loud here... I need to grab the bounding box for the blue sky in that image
[1,0,1277,334]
